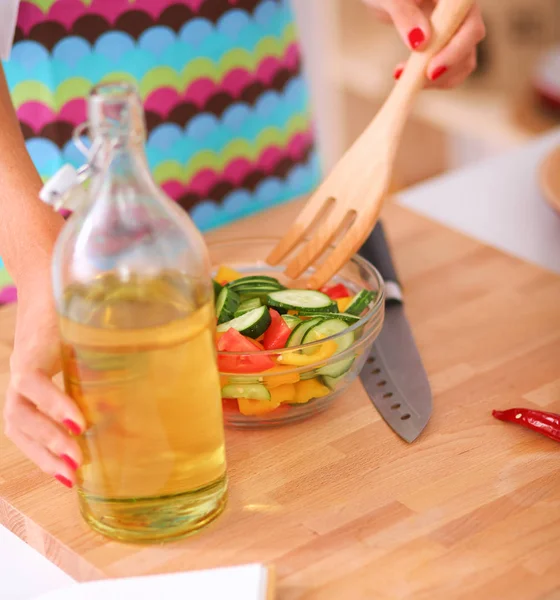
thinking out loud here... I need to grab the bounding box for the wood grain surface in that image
[1,201,560,600]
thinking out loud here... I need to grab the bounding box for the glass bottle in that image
[43,82,227,542]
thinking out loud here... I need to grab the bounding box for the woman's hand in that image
[3,279,85,488]
[364,0,486,88]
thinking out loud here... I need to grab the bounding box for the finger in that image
[427,55,476,89]
[361,1,392,23]
[6,428,77,486]
[378,0,431,51]
[10,369,85,434]
[393,62,406,80]
[427,4,485,80]
[12,397,82,468]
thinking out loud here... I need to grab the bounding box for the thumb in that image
[380,0,432,51]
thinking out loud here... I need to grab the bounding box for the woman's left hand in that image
[364,0,486,88]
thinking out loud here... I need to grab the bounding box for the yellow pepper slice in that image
[238,398,281,416]
[276,340,338,366]
[270,383,296,404]
[293,378,331,404]
[337,297,353,312]
[262,365,300,388]
[215,265,243,283]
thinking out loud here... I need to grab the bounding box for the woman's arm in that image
[1,63,84,488]
[0,64,64,287]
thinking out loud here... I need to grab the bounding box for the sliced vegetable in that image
[217,328,274,373]
[318,357,355,378]
[216,306,271,339]
[237,285,285,302]
[295,311,360,325]
[238,398,281,416]
[234,297,261,317]
[302,319,355,376]
[287,317,324,347]
[228,275,283,289]
[322,373,347,390]
[270,383,296,404]
[302,319,354,354]
[213,280,223,298]
[267,290,336,313]
[226,374,263,384]
[276,340,338,366]
[221,382,271,401]
[215,265,243,283]
[228,276,285,302]
[281,314,301,330]
[262,365,300,388]
[263,309,292,350]
[321,283,351,300]
[292,379,331,404]
[345,290,376,316]
[215,286,240,324]
[336,297,353,312]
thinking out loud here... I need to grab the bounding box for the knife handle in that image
[359,222,402,302]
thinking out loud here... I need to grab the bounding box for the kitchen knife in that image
[358,222,432,443]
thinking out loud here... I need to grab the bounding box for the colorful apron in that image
[0,0,320,303]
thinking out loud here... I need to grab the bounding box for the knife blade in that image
[358,222,432,443]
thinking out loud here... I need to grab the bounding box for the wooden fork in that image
[267,0,475,289]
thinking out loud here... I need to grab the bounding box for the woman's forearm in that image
[0,65,64,287]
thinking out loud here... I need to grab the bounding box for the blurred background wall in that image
[292,0,560,190]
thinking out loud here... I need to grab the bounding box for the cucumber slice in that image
[345,290,376,316]
[225,375,264,385]
[301,319,355,376]
[295,311,360,325]
[215,286,240,324]
[216,306,271,339]
[221,383,271,401]
[267,290,336,313]
[228,275,283,289]
[212,280,223,298]
[322,371,350,389]
[286,317,324,347]
[299,369,319,380]
[234,283,285,303]
[319,357,355,378]
[281,314,301,330]
[234,298,262,317]
[302,319,354,353]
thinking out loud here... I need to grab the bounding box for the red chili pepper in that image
[492,408,560,443]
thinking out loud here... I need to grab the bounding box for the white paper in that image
[33,564,269,600]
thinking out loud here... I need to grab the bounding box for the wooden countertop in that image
[1,201,560,600]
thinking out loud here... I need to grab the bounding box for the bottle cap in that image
[39,164,89,211]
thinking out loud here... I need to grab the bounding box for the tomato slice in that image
[263,309,291,350]
[217,328,274,373]
[321,283,351,299]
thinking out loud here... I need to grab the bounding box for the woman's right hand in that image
[3,279,86,488]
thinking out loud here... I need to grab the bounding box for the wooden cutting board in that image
[1,201,560,600]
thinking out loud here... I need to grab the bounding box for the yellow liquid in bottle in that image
[59,273,227,543]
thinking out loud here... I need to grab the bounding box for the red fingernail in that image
[394,67,403,80]
[408,27,425,49]
[55,474,73,489]
[61,454,78,471]
[62,419,82,435]
[431,66,448,81]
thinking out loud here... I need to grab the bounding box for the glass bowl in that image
[208,238,385,427]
